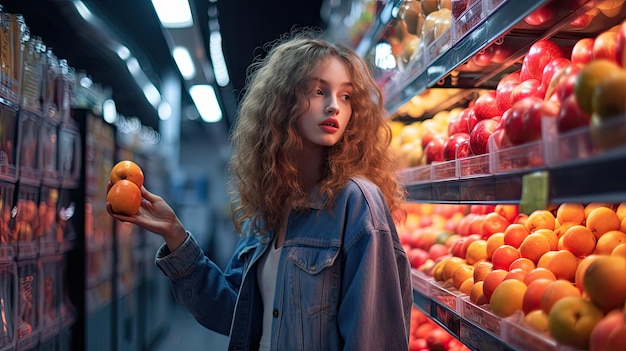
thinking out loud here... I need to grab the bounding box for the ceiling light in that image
[73,1,94,22]
[151,0,194,28]
[103,99,117,124]
[189,85,222,123]
[172,46,196,80]
[158,100,172,121]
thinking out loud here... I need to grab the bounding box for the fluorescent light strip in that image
[209,31,230,87]
[151,0,194,28]
[189,84,222,123]
[173,46,196,80]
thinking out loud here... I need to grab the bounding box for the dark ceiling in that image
[2,0,326,135]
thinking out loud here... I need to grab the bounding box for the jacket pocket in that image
[286,245,341,317]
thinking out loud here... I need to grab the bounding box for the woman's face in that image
[296,57,353,151]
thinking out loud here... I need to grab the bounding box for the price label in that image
[520,171,549,214]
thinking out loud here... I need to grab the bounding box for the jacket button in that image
[309,264,316,271]
[273,309,279,318]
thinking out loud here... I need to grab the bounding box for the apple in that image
[424,134,447,164]
[504,96,543,145]
[473,91,499,121]
[467,108,478,133]
[447,111,470,136]
[469,119,498,155]
[472,47,494,67]
[569,12,593,29]
[524,3,555,26]
[571,37,595,65]
[548,296,604,349]
[519,39,565,82]
[589,309,626,351]
[510,78,544,106]
[497,71,521,90]
[540,57,571,95]
[496,81,517,114]
[593,31,619,64]
[481,212,510,238]
[521,99,559,143]
[583,255,626,313]
[456,139,471,159]
[554,64,582,102]
[574,59,621,116]
[591,69,626,122]
[491,41,515,64]
[408,248,431,268]
[443,132,470,161]
[557,95,590,133]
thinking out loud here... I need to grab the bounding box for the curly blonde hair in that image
[226,29,405,235]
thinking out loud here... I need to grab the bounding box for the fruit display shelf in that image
[411,269,588,351]
[398,120,626,206]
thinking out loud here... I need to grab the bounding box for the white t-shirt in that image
[257,241,282,351]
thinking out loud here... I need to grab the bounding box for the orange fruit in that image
[525,210,556,233]
[483,269,508,302]
[503,223,530,248]
[559,225,596,257]
[595,230,626,255]
[556,203,585,225]
[537,250,580,282]
[524,267,557,286]
[486,232,505,259]
[458,277,474,295]
[107,179,142,215]
[473,261,494,282]
[509,257,536,272]
[523,278,553,314]
[615,202,626,221]
[519,233,551,263]
[574,254,601,293]
[465,239,488,265]
[584,202,614,218]
[110,160,144,188]
[586,207,620,239]
[534,228,558,250]
[490,279,528,317]
[452,264,475,290]
[491,244,521,271]
[612,243,626,258]
[469,280,488,305]
[539,279,581,314]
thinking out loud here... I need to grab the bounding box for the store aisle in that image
[152,302,229,351]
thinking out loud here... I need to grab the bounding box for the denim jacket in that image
[155,177,413,351]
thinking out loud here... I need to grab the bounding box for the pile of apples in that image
[398,202,626,350]
[409,306,471,351]
[392,15,626,166]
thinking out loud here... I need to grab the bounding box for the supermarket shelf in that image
[411,270,576,351]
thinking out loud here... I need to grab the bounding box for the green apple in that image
[548,296,604,349]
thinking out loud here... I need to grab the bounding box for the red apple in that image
[420,128,439,150]
[616,21,626,67]
[473,91,500,121]
[456,139,472,159]
[545,63,582,102]
[569,12,593,29]
[505,96,543,145]
[429,243,450,261]
[424,135,447,164]
[541,57,571,95]
[593,31,619,64]
[408,248,431,268]
[571,38,595,66]
[472,46,494,67]
[524,3,555,26]
[491,42,515,64]
[520,39,565,82]
[496,81,518,114]
[467,108,478,134]
[443,132,470,161]
[497,71,521,90]
[469,118,498,155]
[448,111,471,136]
[557,95,590,133]
[481,212,510,239]
[522,99,559,143]
[494,204,519,223]
[589,309,626,351]
[510,78,544,106]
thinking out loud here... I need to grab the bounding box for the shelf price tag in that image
[520,171,549,214]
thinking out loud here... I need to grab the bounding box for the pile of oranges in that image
[106,160,144,215]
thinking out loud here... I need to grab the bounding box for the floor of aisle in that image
[152,302,229,351]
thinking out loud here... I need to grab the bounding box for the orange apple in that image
[107,179,142,215]
[523,278,554,315]
[110,160,144,188]
[583,255,626,313]
[489,279,527,317]
[524,309,550,334]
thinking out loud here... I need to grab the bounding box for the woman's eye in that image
[316,89,323,95]
[342,94,351,101]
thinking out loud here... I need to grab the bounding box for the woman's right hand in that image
[106,182,188,251]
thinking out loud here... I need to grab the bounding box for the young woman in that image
[108,30,413,351]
